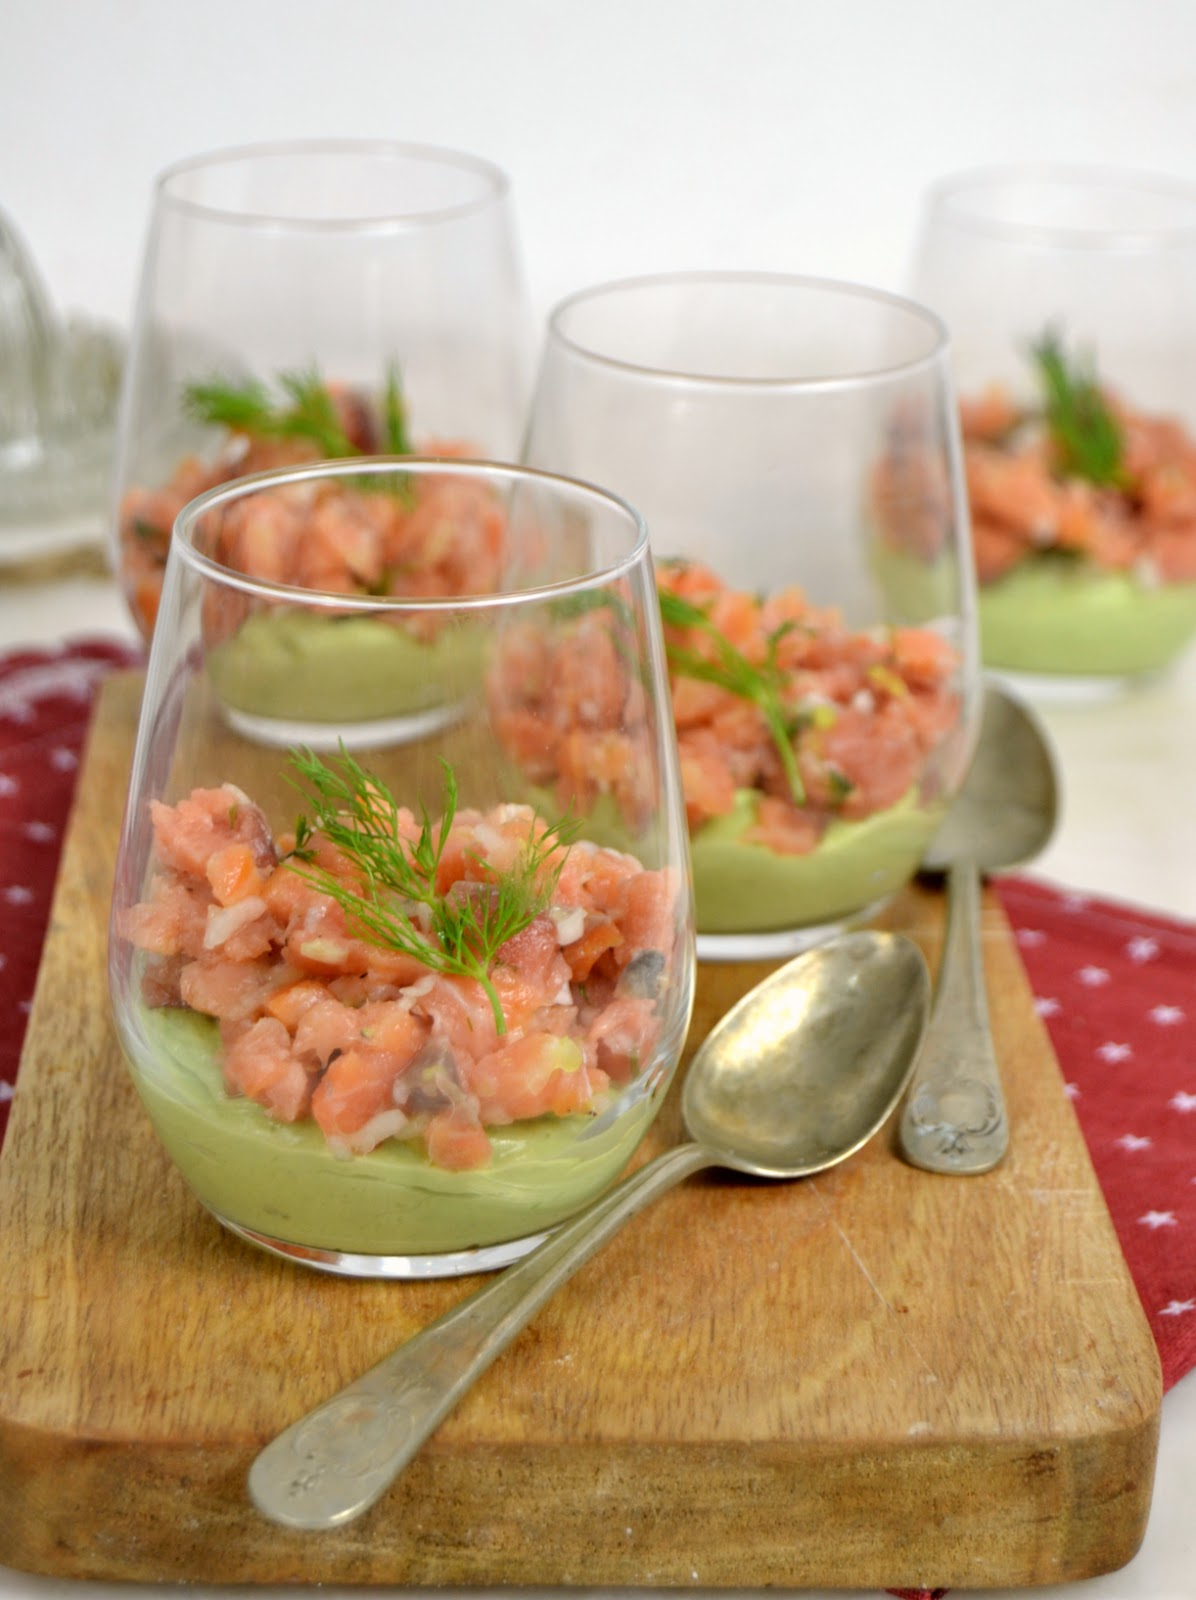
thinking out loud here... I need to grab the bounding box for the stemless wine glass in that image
[110,139,534,639]
[909,164,1196,694]
[108,458,695,1280]
[523,271,980,961]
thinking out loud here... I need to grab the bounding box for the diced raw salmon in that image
[223,1017,312,1122]
[425,1104,493,1171]
[206,843,266,907]
[467,1032,604,1124]
[124,781,679,1171]
[118,872,210,959]
[587,997,660,1084]
[311,1047,412,1153]
[893,371,1196,596]
[179,954,298,1022]
[152,785,276,879]
[562,918,624,982]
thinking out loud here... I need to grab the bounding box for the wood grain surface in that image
[0,673,1162,1588]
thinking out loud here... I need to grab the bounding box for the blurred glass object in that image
[0,208,123,562]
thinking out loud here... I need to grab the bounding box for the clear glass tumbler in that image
[108,459,695,1279]
[910,163,1196,693]
[110,139,534,639]
[523,271,980,960]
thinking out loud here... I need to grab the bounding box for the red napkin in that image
[993,875,1196,1393]
[0,640,142,1150]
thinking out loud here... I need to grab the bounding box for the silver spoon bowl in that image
[248,929,930,1531]
[899,681,1060,1175]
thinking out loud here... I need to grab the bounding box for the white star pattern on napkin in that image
[1035,996,1061,1016]
[1097,1042,1133,1063]
[1125,936,1161,963]
[1169,1090,1196,1113]
[1117,1134,1153,1152]
[0,657,111,725]
[1140,1211,1178,1229]
[1161,1300,1195,1316]
[1150,1005,1185,1026]
[1078,965,1111,986]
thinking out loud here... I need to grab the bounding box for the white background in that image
[6,0,1196,338]
[3,4,1196,1599]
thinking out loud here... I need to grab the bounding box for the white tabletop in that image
[0,557,1193,1599]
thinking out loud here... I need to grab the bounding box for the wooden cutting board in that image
[0,672,1162,1589]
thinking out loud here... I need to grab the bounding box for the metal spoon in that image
[898,681,1059,1176]
[248,929,930,1531]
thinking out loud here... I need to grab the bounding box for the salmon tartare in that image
[118,756,684,1174]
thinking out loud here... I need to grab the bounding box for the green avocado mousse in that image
[689,788,943,934]
[206,609,484,728]
[978,554,1196,679]
[125,1006,664,1259]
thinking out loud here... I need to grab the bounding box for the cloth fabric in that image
[993,875,1196,1393]
[0,639,142,1149]
[0,641,1192,1600]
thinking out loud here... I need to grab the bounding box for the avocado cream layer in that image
[977,555,1196,677]
[126,1006,662,1257]
[872,537,1196,679]
[689,789,941,934]
[522,779,939,936]
[207,611,482,723]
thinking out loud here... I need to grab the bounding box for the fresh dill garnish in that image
[130,516,165,547]
[381,364,413,455]
[1030,328,1127,489]
[183,367,359,458]
[657,587,806,805]
[183,363,420,467]
[287,746,575,1034]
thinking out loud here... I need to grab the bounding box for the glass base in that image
[219,698,466,752]
[985,665,1143,706]
[696,896,890,964]
[213,1211,550,1279]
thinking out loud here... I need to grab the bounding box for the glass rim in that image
[545,270,951,390]
[153,138,512,233]
[171,455,652,610]
[923,161,1196,250]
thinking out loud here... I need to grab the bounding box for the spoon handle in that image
[247,1140,715,1530]
[898,859,1009,1175]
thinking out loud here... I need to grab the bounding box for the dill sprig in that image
[381,365,414,455]
[1030,328,1127,489]
[184,366,361,458]
[658,587,806,805]
[287,746,574,1034]
[184,362,419,465]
